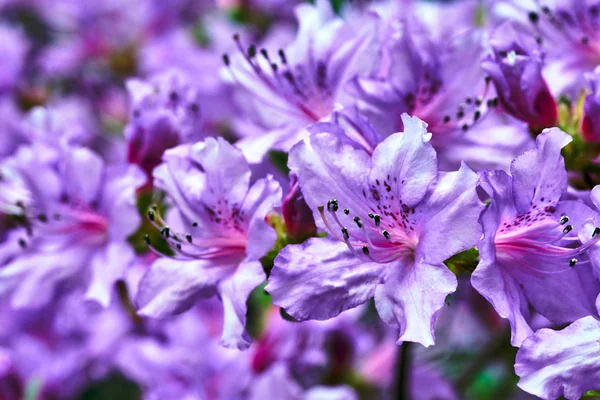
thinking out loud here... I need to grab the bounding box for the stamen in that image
[343,208,350,215]
[382,230,391,239]
[362,246,369,255]
[354,216,362,228]
[341,227,349,240]
[569,258,577,267]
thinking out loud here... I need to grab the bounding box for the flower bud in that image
[282,173,317,243]
[482,23,557,132]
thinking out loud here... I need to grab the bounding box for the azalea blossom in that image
[266,114,483,346]
[0,143,145,308]
[473,127,600,346]
[135,137,281,349]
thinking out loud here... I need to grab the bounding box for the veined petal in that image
[84,242,135,307]
[243,176,282,260]
[515,316,600,400]
[416,162,483,264]
[369,114,436,208]
[136,257,237,318]
[190,137,251,209]
[374,259,457,347]
[218,259,265,350]
[266,238,385,321]
[289,132,372,217]
[511,127,572,214]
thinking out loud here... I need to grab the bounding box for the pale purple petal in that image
[267,238,385,321]
[515,316,600,400]
[84,242,136,307]
[369,114,436,207]
[511,128,572,214]
[374,260,457,347]
[136,257,237,318]
[218,259,265,350]
[63,147,105,204]
[243,176,282,260]
[288,132,372,218]
[416,162,483,264]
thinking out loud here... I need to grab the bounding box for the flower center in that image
[144,206,247,260]
[317,198,417,263]
[495,213,600,273]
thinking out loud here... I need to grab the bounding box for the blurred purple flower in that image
[515,316,600,400]
[267,114,483,347]
[125,70,204,177]
[135,137,281,349]
[473,128,600,346]
[482,23,558,132]
[0,24,29,93]
[348,12,533,171]
[0,143,145,308]
[494,0,600,95]
[224,0,379,162]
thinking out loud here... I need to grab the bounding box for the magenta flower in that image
[266,114,483,346]
[135,137,282,349]
[515,316,600,400]
[0,143,145,308]
[473,128,600,346]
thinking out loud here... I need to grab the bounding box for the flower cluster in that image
[2,0,600,399]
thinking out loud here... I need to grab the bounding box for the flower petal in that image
[510,127,572,214]
[267,238,385,321]
[218,259,265,350]
[288,131,372,218]
[243,176,282,260]
[190,137,251,209]
[416,162,483,264]
[374,260,457,347]
[84,242,136,307]
[136,257,236,318]
[515,316,600,400]
[369,114,437,208]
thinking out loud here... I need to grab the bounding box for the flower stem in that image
[395,341,411,400]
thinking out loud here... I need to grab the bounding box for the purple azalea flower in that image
[481,22,558,132]
[495,0,600,95]
[0,24,29,93]
[514,316,600,399]
[266,114,483,346]
[0,143,145,308]
[582,66,600,143]
[223,0,379,162]
[348,11,533,170]
[135,137,282,349]
[125,70,204,177]
[473,128,600,346]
